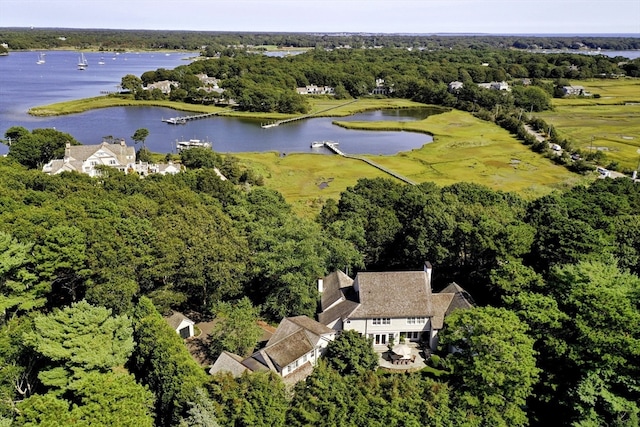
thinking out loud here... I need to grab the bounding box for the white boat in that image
[36,53,45,64]
[77,53,88,70]
[311,141,338,148]
[176,139,212,151]
[163,117,187,125]
[98,57,105,65]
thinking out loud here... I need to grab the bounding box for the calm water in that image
[0,50,434,156]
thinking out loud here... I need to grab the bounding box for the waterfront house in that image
[42,140,181,177]
[317,262,474,350]
[42,140,136,177]
[145,80,178,94]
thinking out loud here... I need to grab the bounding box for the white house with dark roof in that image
[209,315,336,384]
[43,140,182,177]
[317,262,474,350]
[42,140,136,177]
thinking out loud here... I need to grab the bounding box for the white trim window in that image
[372,318,391,325]
[407,317,426,325]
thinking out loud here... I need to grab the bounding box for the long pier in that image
[322,141,417,186]
[162,111,225,125]
[261,99,360,129]
[261,113,313,128]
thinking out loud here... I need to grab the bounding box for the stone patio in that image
[375,342,430,371]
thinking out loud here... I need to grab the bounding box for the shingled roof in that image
[349,271,433,319]
[164,311,194,330]
[212,315,334,378]
[43,141,135,175]
[208,351,248,377]
[320,270,354,311]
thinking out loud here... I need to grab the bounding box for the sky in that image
[1,0,639,35]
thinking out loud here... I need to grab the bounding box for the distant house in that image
[296,84,335,95]
[145,80,178,94]
[478,81,510,91]
[562,85,589,96]
[42,140,136,177]
[448,81,464,92]
[209,315,336,384]
[371,78,392,95]
[317,262,474,350]
[165,311,196,339]
[195,74,225,95]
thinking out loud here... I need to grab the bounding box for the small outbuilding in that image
[165,311,196,339]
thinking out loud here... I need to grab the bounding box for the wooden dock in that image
[261,99,360,129]
[162,111,226,125]
[322,141,416,186]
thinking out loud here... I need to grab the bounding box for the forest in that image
[2,29,640,426]
[1,128,639,425]
[1,28,640,51]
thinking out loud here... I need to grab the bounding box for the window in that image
[407,317,426,325]
[403,331,420,340]
[373,318,390,325]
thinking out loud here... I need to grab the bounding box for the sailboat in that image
[77,53,88,70]
[98,56,105,65]
[36,53,45,64]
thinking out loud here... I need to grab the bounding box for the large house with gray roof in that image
[209,315,336,384]
[317,262,474,350]
[42,140,182,177]
[42,140,136,177]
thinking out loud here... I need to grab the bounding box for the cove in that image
[2,106,436,156]
[0,50,435,156]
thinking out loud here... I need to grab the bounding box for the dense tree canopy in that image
[0,121,639,426]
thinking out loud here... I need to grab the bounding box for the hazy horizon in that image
[1,1,639,35]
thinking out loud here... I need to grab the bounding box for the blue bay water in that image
[0,50,433,156]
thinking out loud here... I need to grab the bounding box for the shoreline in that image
[27,96,434,121]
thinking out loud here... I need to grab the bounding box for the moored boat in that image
[176,139,212,151]
[77,53,88,70]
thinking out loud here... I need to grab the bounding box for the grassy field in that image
[30,92,628,217]
[538,78,640,170]
[237,109,586,217]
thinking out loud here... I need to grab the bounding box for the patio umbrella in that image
[392,343,412,358]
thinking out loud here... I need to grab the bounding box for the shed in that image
[165,311,196,339]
